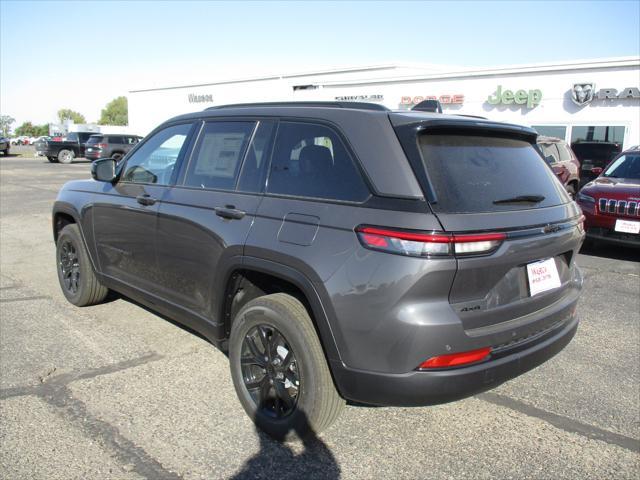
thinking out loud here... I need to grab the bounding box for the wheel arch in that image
[52,203,99,273]
[218,257,344,368]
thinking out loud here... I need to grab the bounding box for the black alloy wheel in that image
[59,240,80,294]
[55,224,109,306]
[241,324,300,418]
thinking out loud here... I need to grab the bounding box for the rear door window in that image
[417,134,566,213]
[87,135,103,144]
[183,121,255,191]
[267,122,369,202]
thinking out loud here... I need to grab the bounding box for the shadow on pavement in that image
[579,241,639,262]
[231,412,340,480]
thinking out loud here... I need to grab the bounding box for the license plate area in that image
[615,219,640,234]
[527,258,562,297]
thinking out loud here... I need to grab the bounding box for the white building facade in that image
[129,57,640,149]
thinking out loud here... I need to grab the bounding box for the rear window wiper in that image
[493,194,545,204]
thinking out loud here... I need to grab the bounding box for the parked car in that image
[571,141,622,186]
[535,136,580,198]
[84,134,142,161]
[52,102,584,440]
[0,137,9,155]
[41,131,98,163]
[10,136,30,146]
[576,146,640,248]
[33,136,51,156]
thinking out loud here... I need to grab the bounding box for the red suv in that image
[536,136,581,199]
[576,146,640,248]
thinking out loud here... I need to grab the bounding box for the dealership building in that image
[129,57,640,148]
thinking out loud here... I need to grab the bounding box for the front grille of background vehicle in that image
[598,198,639,216]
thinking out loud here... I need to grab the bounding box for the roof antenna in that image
[412,99,442,113]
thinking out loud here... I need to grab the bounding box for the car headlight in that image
[576,192,595,204]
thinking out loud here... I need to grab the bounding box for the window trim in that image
[117,121,197,187]
[263,118,372,205]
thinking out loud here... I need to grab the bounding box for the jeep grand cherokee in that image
[52,102,584,440]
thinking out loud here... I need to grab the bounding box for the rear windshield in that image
[418,134,567,213]
[87,135,103,144]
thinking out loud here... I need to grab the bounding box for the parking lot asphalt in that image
[1,150,639,479]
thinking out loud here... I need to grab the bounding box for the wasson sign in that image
[188,93,214,103]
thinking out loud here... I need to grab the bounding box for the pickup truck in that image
[40,132,98,164]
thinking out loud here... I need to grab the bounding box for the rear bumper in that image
[84,151,102,159]
[331,312,579,407]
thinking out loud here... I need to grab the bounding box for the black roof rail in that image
[205,101,390,112]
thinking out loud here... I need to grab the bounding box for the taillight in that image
[577,215,586,234]
[96,143,108,149]
[417,347,491,369]
[355,226,506,257]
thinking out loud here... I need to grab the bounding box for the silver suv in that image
[52,102,584,440]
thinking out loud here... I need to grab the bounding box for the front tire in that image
[56,224,108,306]
[58,149,74,164]
[48,156,58,163]
[229,293,345,441]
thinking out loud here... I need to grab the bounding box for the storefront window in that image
[570,125,625,145]
[532,125,567,140]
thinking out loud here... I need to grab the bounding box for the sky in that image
[1,0,639,129]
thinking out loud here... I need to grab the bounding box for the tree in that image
[57,109,86,124]
[99,96,128,126]
[0,114,15,136]
[14,122,49,137]
[35,124,50,136]
[15,121,35,137]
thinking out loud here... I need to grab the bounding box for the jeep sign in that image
[487,86,542,109]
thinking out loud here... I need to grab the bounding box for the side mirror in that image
[91,158,117,182]
[591,167,603,175]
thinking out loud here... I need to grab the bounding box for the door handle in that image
[215,205,246,220]
[136,194,157,206]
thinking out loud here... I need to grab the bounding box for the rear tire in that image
[48,157,58,163]
[56,224,108,306]
[229,293,345,441]
[58,149,74,164]
[111,152,123,161]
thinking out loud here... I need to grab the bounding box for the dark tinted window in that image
[183,121,255,190]
[533,125,566,139]
[78,132,97,143]
[539,143,560,165]
[86,135,103,144]
[571,125,625,144]
[418,134,566,213]
[603,154,640,180]
[237,121,276,192]
[122,123,191,185]
[267,122,369,202]
[108,135,125,144]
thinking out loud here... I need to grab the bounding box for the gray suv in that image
[52,102,584,440]
[85,134,142,161]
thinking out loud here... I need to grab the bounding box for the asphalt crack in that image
[478,392,639,453]
[0,353,180,479]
